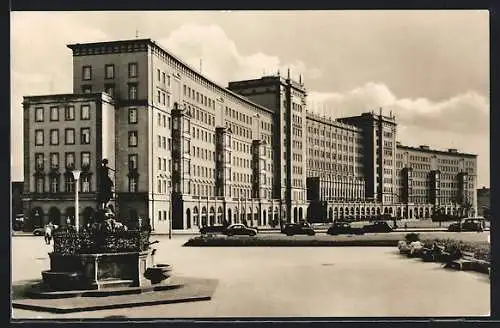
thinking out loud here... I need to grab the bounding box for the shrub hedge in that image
[184,235,490,263]
[184,236,399,247]
[420,238,490,262]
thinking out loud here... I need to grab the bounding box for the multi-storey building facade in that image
[21,38,478,231]
[22,93,115,227]
[477,187,490,218]
[394,144,477,219]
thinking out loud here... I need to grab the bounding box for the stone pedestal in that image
[42,250,153,291]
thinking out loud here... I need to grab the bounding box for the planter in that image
[144,264,172,284]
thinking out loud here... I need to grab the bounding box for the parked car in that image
[326,221,364,235]
[32,227,45,236]
[448,218,485,232]
[13,214,25,231]
[281,222,315,236]
[224,224,258,236]
[199,224,228,235]
[362,221,393,233]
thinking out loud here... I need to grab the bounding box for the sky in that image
[10,10,490,187]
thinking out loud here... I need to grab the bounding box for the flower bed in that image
[420,238,490,262]
[52,230,151,255]
[184,235,399,247]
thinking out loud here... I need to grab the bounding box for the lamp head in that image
[72,170,81,180]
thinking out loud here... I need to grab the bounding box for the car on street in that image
[326,221,364,235]
[199,224,228,235]
[362,221,393,233]
[224,224,258,236]
[447,218,485,232]
[32,227,45,236]
[13,214,25,231]
[281,222,315,236]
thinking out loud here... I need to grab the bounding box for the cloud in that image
[10,18,488,187]
[10,12,108,180]
[158,24,321,85]
[308,83,490,187]
[308,82,489,134]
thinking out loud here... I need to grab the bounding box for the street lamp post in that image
[169,181,172,239]
[72,170,81,233]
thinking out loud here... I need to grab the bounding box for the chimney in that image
[419,145,430,150]
[448,148,458,153]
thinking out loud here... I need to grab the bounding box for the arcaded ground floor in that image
[23,195,471,235]
[12,234,489,318]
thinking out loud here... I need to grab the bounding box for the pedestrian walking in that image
[44,222,54,245]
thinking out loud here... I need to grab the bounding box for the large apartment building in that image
[21,38,478,231]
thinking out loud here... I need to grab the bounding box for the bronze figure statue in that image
[97,159,114,210]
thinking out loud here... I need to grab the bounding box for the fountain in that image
[12,160,217,313]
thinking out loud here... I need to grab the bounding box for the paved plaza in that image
[12,233,490,319]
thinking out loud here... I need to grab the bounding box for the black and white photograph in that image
[10,10,490,319]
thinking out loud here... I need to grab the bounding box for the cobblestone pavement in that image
[11,234,490,319]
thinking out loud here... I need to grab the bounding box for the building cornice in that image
[23,92,115,105]
[67,38,275,116]
[306,112,361,132]
[396,144,477,158]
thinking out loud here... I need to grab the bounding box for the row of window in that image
[34,174,91,193]
[223,106,257,127]
[292,103,304,113]
[292,140,303,150]
[291,113,303,126]
[410,155,431,163]
[35,152,90,170]
[157,135,171,151]
[192,126,215,144]
[158,209,170,222]
[308,139,356,152]
[308,161,355,173]
[81,83,138,100]
[232,172,252,183]
[292,127,303,138]
[35,128,90,146]
[308,149,358,159]
[307,126,355,141]
[156,89,171,107]
[438,165,461,173]
[157,112,171,128]
[82,62,138,81]
[292,178,304,188]
[157,157,171,172]
[183,84,216,110]
[157,178,171,194]
[292,153,304,162]
[226,121,252,140]
[309,152,357,162]
[156,68,172,87]
[439,158,460,165]
[35,105,90,122]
